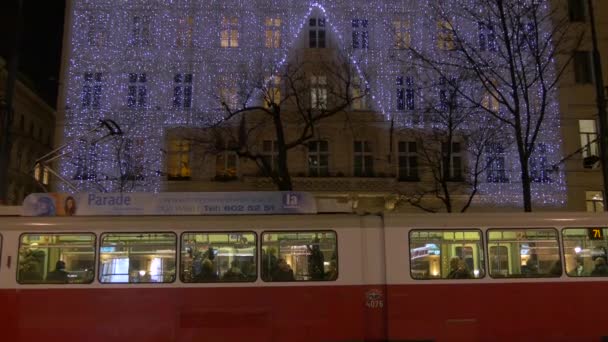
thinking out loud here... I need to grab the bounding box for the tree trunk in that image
[272,105,293,191]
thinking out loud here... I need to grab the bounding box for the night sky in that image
[1,0,66,109]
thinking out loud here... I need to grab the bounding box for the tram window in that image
[562,228,608,277]
[180,232,256,282]
[409,230,485,280]
[261,231,338,282]
[17,233,96,284]
[99,232,176,283]
[487,228,562,278]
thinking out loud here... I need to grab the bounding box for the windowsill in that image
[167,176,191,181]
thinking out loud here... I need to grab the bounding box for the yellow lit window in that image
[438,21,455,51]
[177,16,194,48]
[167,140,191,179]
[216,151,238,178]
[481,80,499,113]
[393,19,411,49]
[265,18,281,48]
[264,76,281,108]
[220,17,239,48]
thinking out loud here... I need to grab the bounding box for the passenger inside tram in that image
[261,231,337,282]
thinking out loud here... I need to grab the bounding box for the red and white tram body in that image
[0,211,608,341]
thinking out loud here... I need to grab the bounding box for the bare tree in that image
[184,52,367,191]
[405,0,583,211]
[394,71,507,212]
[66,119,161,193]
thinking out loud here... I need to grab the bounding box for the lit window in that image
[351,76,369,110]
[216,150,238,179]
[220,17,239,48]
[579,119,599,159]
[176,16,194,48]
[18,233,96,284]
[265,18,281,48]
[261,231,338,282]
[393,19,411,49]
[309,17,326,48]
[437,21,455,51]
[181,232,257,282]
[409,230,485,279]
[481,81,500,113]
[264,76,281,108]
[173,73,193,109]
[127,73,147,108]
[398,141,418,181]
[99,233,176,283]
[488,229,561,278]
[310,76,327,110]
[586,191,604,212]
[352,18,369,49]
[34,163,50,185]
[82,72,103,109]
[308,141,329,177]
[354,140,374,177]
[442,142,463,181]
[167,140,191,180]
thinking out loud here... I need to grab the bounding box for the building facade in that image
[1,58,56,205]
[56,0,607,212]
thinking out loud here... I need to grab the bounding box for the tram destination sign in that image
[22,192,316,216]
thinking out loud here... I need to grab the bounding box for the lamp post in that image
[587,0,608,210]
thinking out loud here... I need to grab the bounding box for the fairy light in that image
[59,0,566,207]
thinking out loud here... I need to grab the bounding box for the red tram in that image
[1,199,608,341]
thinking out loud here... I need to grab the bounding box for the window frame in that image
[408,228,486,281]
[260,230,339,282]
[308,140,330,177]
[398,141,419,181]
[17,232,97,285]
[179,231,258,283]
[562,227,608,278]
[309,17,326,48]
[97,231,177,284]
[353,140,374,177]
[486,227,562,279]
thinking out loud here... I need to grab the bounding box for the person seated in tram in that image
[448,257,471,279]
[195,259,218,282]
[46,260,69,283]
[591,257,608,276]
[222,260,244,281]
[272,258,295,281]
[325,260,338,281]
[549,260,562,277]
[521,258,539,276]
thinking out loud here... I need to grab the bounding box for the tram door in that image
[360,216,387,341]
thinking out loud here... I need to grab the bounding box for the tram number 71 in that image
[588,228,604,240]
